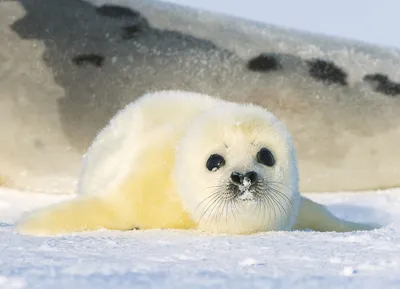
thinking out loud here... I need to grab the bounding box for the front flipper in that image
[294,196,381,232]
[16,196,135,236]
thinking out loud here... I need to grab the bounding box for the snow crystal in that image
[0,188,399,288]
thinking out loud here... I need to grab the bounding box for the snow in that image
[1,187,400,288]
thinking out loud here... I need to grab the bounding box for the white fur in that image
[65,90,301,233]
[78,90,220,196]
[18,90,377,236]
[174,102,300,233]
[81,90,302,233]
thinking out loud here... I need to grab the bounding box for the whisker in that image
[194,191,221,214]
[267,186,294,209]
[205,190,231,228]
[266,181,292,191]
[195,176,296,232]
[197,193,223,224]
[253,176,296,230]
[267,192,285,228]
[214,195,226,226]
[267,194,277,227]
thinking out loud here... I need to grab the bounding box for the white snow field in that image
[1,188,400,289]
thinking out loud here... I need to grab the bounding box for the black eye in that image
[206,154,226,172]
[256,148,275,167]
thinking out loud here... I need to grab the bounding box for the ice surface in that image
[1,188,400,288]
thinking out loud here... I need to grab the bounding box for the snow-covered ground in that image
[1,188,400,288]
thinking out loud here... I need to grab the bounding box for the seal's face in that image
[174,103,300,234]
[205,147,276,203]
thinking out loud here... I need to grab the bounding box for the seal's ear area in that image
[16,196,135,236]
[294,196,381,232]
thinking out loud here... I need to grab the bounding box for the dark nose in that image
[231,172,243,184]
[245,171,258,183]
[230,171,258,184]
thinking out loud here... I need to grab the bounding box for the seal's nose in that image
[230,172,243,184]
[231,171,258,185]
[244,171,258,183]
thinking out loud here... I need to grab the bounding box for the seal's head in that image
[174,102,300,234]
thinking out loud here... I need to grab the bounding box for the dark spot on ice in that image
[364,73,389,83]
[121,25,143,40]
[247,53,282,72]
[72,54,105,67]
[307,58,348,86]
[96,4,141,19]
[363,73,400,96]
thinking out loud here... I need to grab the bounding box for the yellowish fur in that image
[18,127,197,236]
[16,90,380,236]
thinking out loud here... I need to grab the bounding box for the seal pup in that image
[16,91,379,235]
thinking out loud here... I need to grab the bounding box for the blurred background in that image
[162,0,400,48]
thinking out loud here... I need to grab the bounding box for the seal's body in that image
[17,91,379,236]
